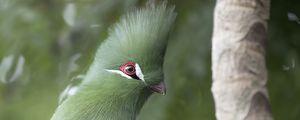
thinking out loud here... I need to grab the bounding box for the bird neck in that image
[76,81,151,120]
[51,65,153,120]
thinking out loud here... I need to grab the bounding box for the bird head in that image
[50,3,176,120]
[83,2,176,97]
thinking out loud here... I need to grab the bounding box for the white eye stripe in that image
[105,69,133,79]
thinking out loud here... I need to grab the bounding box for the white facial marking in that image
[105,63,146,85]
[105,69,133,79]
[135,63,146,84]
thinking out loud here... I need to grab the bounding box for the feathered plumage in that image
[51,2,176,120]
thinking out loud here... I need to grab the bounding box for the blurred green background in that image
[0,0,299,120]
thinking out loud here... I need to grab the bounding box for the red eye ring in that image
[120,62,136,76]
[124,65,135,75]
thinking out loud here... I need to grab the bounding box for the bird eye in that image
[120,62,136,76]
[119,61,140,80]
[124,65,135,75]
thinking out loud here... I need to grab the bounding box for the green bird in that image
[51,2,176,120]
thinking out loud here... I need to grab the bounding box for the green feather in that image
[51,2,176,120]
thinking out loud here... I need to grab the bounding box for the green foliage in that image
[0,0,299,120]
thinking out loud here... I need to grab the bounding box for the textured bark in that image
[211,0,273,120]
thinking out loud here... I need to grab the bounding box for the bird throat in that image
[85,88,151,120]
[51,81,152,120]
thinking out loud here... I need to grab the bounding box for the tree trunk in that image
[211,0,273,120]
